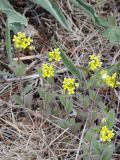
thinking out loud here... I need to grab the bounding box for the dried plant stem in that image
[75,122,86,160]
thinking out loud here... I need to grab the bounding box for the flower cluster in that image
[100,126,114,142]
[41,48,62,79]
[41,63,55,78]
[42,48,79,94]
[63,78,79,94]
[48,48,61,61]
[100,70,120,88]
[13,32,34,50]
[88,54,102,71]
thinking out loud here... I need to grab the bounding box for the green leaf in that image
[38,86,53,104]
[83,95,90,108]
[107,16,116,26]
[9,23,25,33]
[101,144,114,160]
[101,16,120,44]
[30,0,70,30]
[102,16,119,43]
[92,139,103,155]
[80,66,89,74]
[97,16,109,27]
[37,87,45,98]
[5,20,12,63]
[59,94,66,106]
[45,92,53,106]
[0,0,27,30]
[58,118,75,129]
[106,110,115,129]
[98,102,108,111]
[70,0,107,27]
[84,130,93,141]
[89,90,96,100]
[102,26,120,44]
[66,99,73,113]
[15,62,26,77]
[59,95,73,113]
[58,118,80,133]
[11,94,23,105]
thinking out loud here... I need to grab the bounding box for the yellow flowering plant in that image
[100,70,120,88]
[84,107,115,158]
[48,48,61,61]
[100,126,114,142]
[100,111,115,143]
[13,32,34,50]
[12,32,35,78]
[2,0,119,156]
[63,77,79,94]
[37,63,56,109]
[41,63,55,78]
[88,54,102,71]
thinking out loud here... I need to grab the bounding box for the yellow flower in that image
[63,78,79,94]
[105,73,120,88]
[100,70,120,88]
[41,63,55,78]
[100,126,114,142]
[48,48,61,61]
[88,54,102,71]
[13,32,34,50]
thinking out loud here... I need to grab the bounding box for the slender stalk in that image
[5,20,12,63]
[18,50,23,103]
[43,80,46,110]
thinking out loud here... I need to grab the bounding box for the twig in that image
[4,68,68,82]
[44,128,69,151]
[13,55,42,61]
[75,122,86,160]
